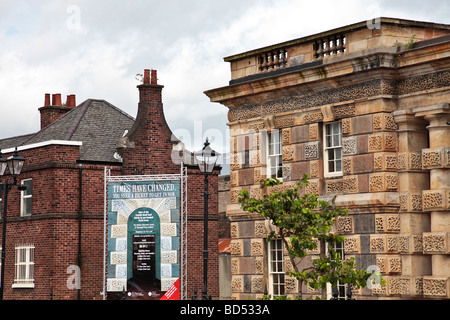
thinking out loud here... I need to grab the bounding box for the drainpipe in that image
[78,163,83,300]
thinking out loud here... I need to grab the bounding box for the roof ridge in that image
[64,99,91,140]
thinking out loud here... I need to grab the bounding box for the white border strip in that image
[1,140,82,153]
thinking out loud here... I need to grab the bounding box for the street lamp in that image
[0,148,26,300]
[194,138,219,300]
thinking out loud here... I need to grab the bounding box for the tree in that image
[238,174,379,299]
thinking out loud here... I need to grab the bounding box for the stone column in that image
[413,103,450,299]
[393,110,431,296]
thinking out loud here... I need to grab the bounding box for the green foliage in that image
[238,174,379,298]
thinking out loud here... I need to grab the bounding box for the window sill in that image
[324,172,343,178]
[12,283,35,289]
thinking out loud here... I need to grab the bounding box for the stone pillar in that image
[413,103,450,299]
[393,110,431,296]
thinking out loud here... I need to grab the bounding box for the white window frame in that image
[323,122,342,177]
[268,239,285,297]
[266,130,283,181]
[12,244,35,288]
[325,241,347,300]
[20,178,32,216]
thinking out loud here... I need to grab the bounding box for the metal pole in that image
[0,182,10,300]
[202,173,209,300]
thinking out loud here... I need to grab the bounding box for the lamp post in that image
[0,148,26,300]
[194,138,219,300]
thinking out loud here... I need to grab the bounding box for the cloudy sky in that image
[1,0,449,171]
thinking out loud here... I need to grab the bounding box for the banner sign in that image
[106,178,182,300]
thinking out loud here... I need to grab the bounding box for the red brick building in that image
[0,70,220,300]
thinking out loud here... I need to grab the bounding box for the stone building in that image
[205,18,450,299]
[0,70,220,299]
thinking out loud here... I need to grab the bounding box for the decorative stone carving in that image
[275,115,295,128]
[326,179,344,194]
[309,160,319,178]
[423,233,447,254]
[309,123,319,141]
[255,257,264,274]
[368,133,397,152]
[336,216,353,234]
[341,118,352,135]
[398,236,409,253]
[343,157,352,175]
[230,188,242,204]
[342,136,358,155]
[285,277,298,294]
[423,277,448,297]
[282,164,292,181]
[400,192,423,212]
[415,277,424,296]
[227,71,450,122]
[412,235,423,253]
[388,256,402,273]
[389,277,410,295]
[282,146,294,162]
[231,240,242,256]
[282,128,291,145]
[251,276,264,293]
[344,235,360,254]
[333,104,356,119]
[251,238,264,256]
[387,235,399,253]
[370,235,385,253]
[422,189,447,211]
[305,180,320,195]
[231,223,238,238]
[369,173,398,192]
[422,147,450,169]
[255,220,268,238]
[373,113,398,131]
[304,141,319,160]
[303,111,323,124]
[231,275,244,292]
[343,175,358,193]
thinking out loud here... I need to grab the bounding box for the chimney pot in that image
[151,70,157,85]
[44,93,51,106]
[52,93,62,106]
[66,94,76,108]
[143,69,150,84]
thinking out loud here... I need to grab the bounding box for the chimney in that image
[52,93,62,106]
[118,69,179,175]
[66,94,76,108]
[39,93,75,129]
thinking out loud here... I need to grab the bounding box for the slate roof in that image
[0,99,135,163]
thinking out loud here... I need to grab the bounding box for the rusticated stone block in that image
[422,232,448,254]
[304,141,320,160]
[342,136,358,155]
[422,147,450,169]
[374,153,397,171]
[309,123,319,141]
[231,275,244,293]
[344,235,360,254]
[369,173,398,192]
[422,189,448,211]
[336,216,353,234]
[325,179,343,194]
[343,175,358,193]
[399,192,423,212]
[368,133,397,152]
[388,277,411,295]
[423,277,448,297]
[373,113,398,131]
[370,235,386,253]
